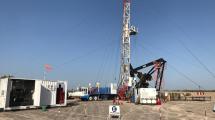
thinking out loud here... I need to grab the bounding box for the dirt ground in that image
[0,100,215,120]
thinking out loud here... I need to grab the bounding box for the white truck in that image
[68,87,88,99]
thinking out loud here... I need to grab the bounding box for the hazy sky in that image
[0,0,215,89]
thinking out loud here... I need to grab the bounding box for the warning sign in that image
[109,105,120,117]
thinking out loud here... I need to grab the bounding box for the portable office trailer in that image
[0,77,67,111]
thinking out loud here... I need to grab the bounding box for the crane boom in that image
[130,58,166,91]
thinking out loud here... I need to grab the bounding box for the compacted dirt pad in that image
[0,101,215,120]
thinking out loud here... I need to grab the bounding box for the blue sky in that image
[0,0,215,89]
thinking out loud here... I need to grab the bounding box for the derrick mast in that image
[119,0,137,87]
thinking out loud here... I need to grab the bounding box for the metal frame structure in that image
[119,0,137,87]
[130,58,166,91]
[118,1,166,102]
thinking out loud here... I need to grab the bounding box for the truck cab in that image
[68,87,88,99]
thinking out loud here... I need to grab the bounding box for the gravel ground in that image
[0,100,215,120]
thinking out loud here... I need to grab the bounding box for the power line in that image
[146,5,215,81]
[52,41,115,71]
[168,63,204,90]
[95,47,107,84]
[177,39,215,80]
[96,46,110,84]
[93,34,120,85]
[112,38,120,82]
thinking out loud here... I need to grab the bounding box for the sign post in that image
[108,105,120,119]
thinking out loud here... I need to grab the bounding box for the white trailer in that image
[0,77,67,111]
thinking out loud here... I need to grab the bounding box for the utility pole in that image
[119,0,137,87]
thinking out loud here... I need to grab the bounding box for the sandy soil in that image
[0,100,215,120]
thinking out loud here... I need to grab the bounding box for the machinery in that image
[130,58,166,91]
[118,0,137,100]
[131,58,166,104]
[117,0,167,104]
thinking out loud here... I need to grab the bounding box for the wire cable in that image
[177,39,215,80]
[168,63,204,90]
[53,41,115,69]
[137,42,205,89]
[146,5,215,81]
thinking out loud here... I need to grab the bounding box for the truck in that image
[68,87,88,99]
[80,83,117,101]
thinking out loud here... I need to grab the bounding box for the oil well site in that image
[0,0,215,120]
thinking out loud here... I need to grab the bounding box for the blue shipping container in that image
[89,87,111,95]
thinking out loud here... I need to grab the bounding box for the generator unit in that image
[134,88,157,104]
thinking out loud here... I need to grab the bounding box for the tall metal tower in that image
[119,0,137,87]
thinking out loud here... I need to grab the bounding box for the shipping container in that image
[0,77,67,111]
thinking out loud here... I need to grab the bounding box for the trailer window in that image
[83,89,87,94]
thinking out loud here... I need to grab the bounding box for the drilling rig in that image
[118,0,167,104]
[118,0,137,100]
[131,58,166,104]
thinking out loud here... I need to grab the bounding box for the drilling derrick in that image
[119,0,137,97]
